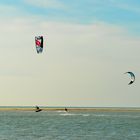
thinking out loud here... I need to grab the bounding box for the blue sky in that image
[1,0,140,27]
[0,0,140,106]
[0,0,139,36]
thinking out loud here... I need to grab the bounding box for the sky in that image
[0,0,140,107]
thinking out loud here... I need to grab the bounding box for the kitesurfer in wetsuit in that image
[35,106,42,112]
[65,108,68,112]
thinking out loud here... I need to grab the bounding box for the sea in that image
[0,107,140,140]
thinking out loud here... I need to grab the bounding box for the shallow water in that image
[0,110,140,140]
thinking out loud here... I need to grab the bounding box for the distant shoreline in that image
[0,107,140,112]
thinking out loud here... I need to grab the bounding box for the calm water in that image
[0,110,140,140]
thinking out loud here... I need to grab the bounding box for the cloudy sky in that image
[0,0,140,107]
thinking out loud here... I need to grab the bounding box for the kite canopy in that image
[125,72,135,85]
[35,36,43,53]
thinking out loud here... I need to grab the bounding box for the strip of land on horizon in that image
[0,107,140,112]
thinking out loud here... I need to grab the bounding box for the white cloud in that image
[0,4,21,18]
[0,4,17,12]
[24,0,65,9]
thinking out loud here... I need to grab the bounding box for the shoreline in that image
[0,107,140,112]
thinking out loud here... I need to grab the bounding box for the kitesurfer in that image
[65,108,68,112]
[35,106,42,112]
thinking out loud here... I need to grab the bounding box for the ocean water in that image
[0,110,140,140]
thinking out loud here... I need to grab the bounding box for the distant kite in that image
[35,36,43,53]
[125,72,135,85]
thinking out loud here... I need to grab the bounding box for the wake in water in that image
[59,113,90,117]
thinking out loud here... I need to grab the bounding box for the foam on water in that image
[56,110,66,113]
[59,113,90,117]
[82,114,90,117]
[59,113,76,116]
